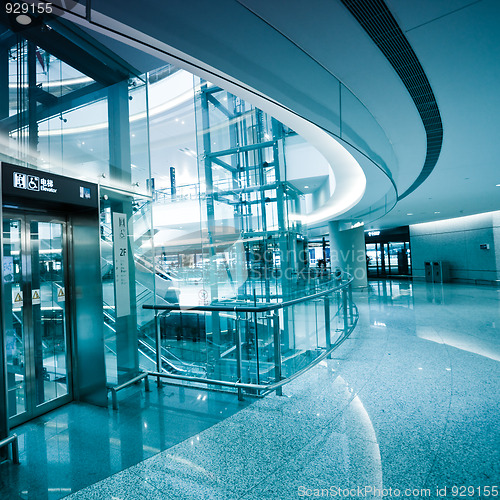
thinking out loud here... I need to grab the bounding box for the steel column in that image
[343,288,348,333]
[324,296,331,357]
[235,315,243,401]
[273,311,283,396]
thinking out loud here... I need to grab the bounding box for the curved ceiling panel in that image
[340,0,443,200]
[42,0,403,220]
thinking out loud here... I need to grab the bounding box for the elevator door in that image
[3,213,72,426]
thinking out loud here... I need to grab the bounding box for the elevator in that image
[1,162,107,444]
[3,212,72,426]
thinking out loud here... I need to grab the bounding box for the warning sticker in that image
[57,287,65,302]
[32,289,41,305]
[13,290,23,307]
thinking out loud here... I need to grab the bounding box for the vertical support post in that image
[0,435,20,465]
[348,282,354,326]
[0,217,8,457]
[85,0,92,21]
[0,43,9,120]
[253,310,261,386]
[314,300,319,347]
[11,434,19,465]
[342,288,348,334]
[273,311,283,396]
[27,42,38,155]
[235,314,243,401]
[199,82,221,363]
[324,296,331,358]
[108,81,138,384]
[155,312,162,387]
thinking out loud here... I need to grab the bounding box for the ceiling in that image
[38,0,500,231]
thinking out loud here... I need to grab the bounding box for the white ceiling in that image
[49,0,500,231]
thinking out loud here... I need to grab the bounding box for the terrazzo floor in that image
[2,280,500,499]
[0,382,250,499]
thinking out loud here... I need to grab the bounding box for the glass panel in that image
[3,218,26,418]
[366,243,378,276]
[30,221,68,405]
[388,242,411,275]
[383,243,390,273]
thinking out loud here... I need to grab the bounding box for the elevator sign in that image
[2,162,97,209]
[13,172,56,193]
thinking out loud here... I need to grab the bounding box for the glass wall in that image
[0,21,356,389]
[1,33,151,197]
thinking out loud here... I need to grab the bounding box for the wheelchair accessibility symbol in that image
[27,175,40,191]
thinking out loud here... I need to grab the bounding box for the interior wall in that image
[410,211,500,283]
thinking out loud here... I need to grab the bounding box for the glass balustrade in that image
[141,273,358,398]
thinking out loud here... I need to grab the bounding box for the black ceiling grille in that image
[341,0,443,200]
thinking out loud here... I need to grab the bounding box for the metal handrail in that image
[145,302,359,397]
[134,273,358,401]
[142,274,351,314]
[0,434,20,464]
[109,372,151,410]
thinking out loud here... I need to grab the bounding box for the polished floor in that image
[0,383,250,499]
[2,280,500,499]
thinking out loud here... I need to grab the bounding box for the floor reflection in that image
[0,384,250,500]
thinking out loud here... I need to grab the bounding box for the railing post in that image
[348,282,354,326]
[235,314,244,401]
[343,287,348,334]
[253,310,261,386]
[155,312,163,387]
[11,434,19,465]
[273,311,283,396]
[324,296,331,358]
[0,435,20,465]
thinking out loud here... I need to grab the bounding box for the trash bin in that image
[432,261,450,283]
[425,262,432,282]
[433,262,442,282]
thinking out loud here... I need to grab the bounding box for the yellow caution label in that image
[14,292,22,302]
[32,290,40,300]
[57,287,65,302]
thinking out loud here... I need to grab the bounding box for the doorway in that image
[366,241,411,278]
[3,212,72,426]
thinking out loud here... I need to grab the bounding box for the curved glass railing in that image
[138,273,358,399]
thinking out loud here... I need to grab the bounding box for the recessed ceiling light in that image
[16,14,32,25]
[406,213,413,216]
[304,185,309,189]
[434,211,440,214]
[496,184,500,187]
